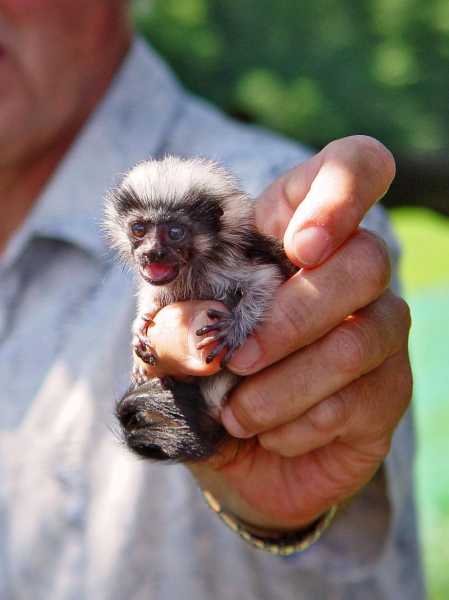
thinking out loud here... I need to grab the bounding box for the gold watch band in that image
[202,489,337,556]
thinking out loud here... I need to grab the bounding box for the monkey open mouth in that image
[142,262,179,285]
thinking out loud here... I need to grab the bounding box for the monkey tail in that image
[115,377,228,462]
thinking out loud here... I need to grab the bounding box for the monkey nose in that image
[147,248,167,262]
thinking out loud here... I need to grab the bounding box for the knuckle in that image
[351,230,392,293]
[331,325,368,376]
[326,135,396,190]
[364,436,392,462]
[259,428,300,459]
[394,295,412,333]
[334,189,361,225]
[232,385,276,433]
[395,353,413,411]
[290,367,313,401]
[377,292,412,350]
[272,291,310,350]
[306,393,349,436]
[351,135,396,186]
[258,430,282,454]
[403,367,413,407]
[376,436,392,459]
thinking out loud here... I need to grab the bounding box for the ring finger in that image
[223,291,410,438]
[258,346,412,458]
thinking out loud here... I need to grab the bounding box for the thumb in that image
[255,135,395,267]
[143,300,226,378]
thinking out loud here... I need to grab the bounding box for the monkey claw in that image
[195,309,240,367]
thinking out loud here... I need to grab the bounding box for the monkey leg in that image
[131,350,156,386]
[134,338,157,366]
[116,377,228,462]
[131,312,158,384]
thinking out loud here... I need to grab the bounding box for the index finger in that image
[227,228,391,374]
[255,135,396,267]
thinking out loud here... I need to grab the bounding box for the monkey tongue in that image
[145,262,178,284]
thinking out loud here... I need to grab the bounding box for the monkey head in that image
[104,156,254,287]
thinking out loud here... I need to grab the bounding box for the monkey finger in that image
[196,331,227,350]
[196,322,224,336]
[207,309,228,320]
[136,332,152,349]
[134,345,157,366]
[205,340,228,364]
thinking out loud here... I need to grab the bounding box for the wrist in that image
[202,488,337,556]
[190,460,321,532]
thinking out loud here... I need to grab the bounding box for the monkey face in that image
[104,157,255,282]
[129,220,191,285]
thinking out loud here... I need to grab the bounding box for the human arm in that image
[137,135,411,537]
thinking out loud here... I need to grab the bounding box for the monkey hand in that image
[195,308,242,367]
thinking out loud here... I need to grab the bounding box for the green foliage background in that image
[134,0,449,155]
[133,2,449,597]
[391,208,449,600]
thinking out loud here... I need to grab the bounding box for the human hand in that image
[142,136,412,531]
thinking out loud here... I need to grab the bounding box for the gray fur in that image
[104,156,293,461]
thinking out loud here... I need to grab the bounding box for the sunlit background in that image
[132,1,449,596]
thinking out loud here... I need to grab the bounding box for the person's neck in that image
[0,32,132,254]
[0,141,71,253]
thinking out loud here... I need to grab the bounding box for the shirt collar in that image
[3,37,183,268]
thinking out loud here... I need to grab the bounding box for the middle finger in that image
[223,290,408,437]
[228,228,391,374]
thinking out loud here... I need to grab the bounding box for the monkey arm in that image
[196,263,284,366]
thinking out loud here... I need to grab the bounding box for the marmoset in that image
[104,156,295,462]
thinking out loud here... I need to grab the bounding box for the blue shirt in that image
[0,37,424,599]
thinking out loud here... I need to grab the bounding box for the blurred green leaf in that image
[134,0,449,155]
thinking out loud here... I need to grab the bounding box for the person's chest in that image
[0,239,141,595]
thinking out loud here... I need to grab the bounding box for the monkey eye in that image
[130,221,146,238]
[167,224,186,241]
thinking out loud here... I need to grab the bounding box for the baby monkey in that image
[104,156,295,462]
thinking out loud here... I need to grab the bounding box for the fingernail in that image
[293,226,331,266]
[228,337,262,372]
[221,405,252,438]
